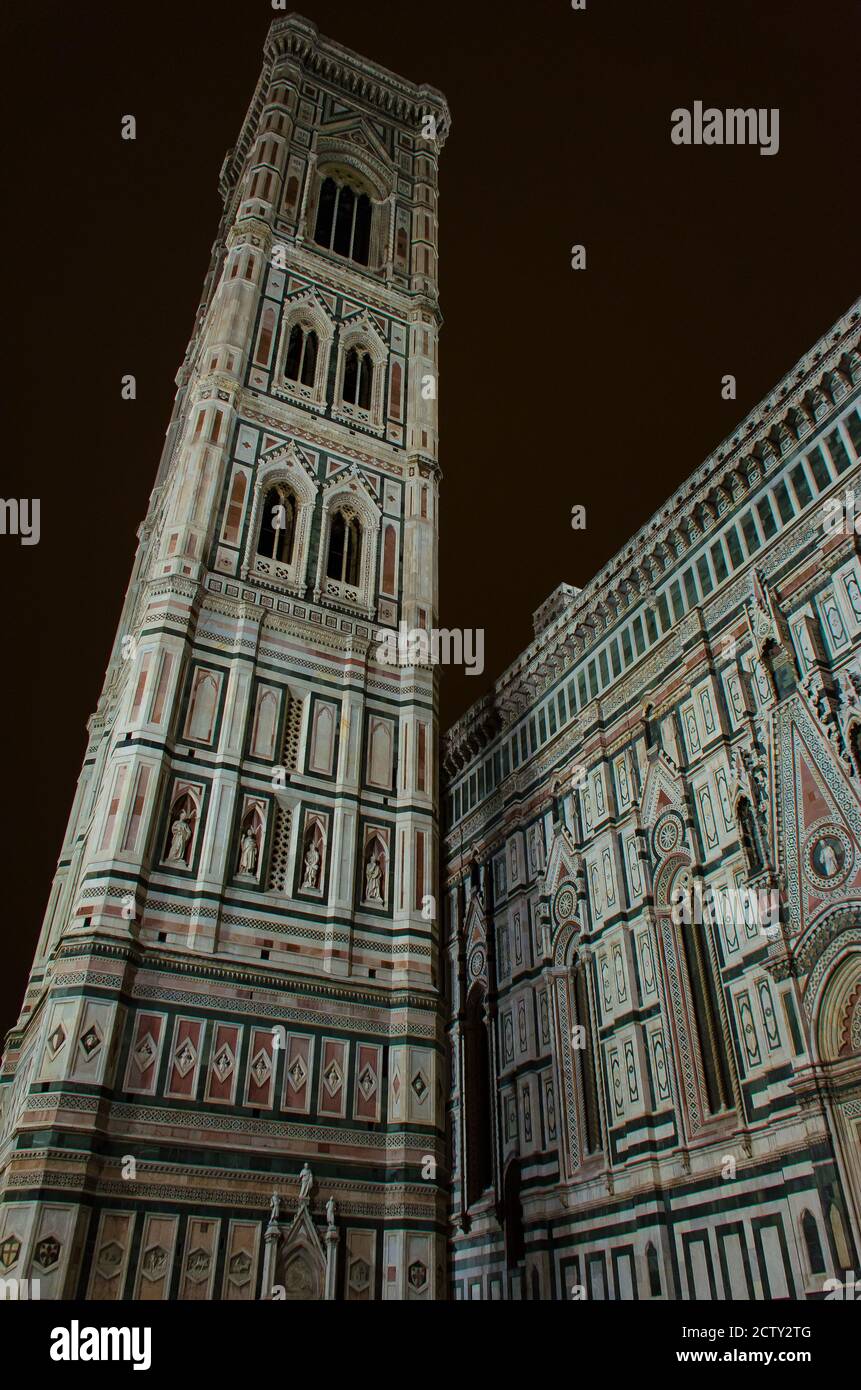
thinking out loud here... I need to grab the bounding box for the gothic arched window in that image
[314,176,372,266]
[464,988,493,1207]
[572,958,602,1155]
[257,486,296,565]
[326,508,361,586]
[801,1209,825,1275]
[647,1243,662,1296]
[678,921,734,1115]
[284,324,318,388]
[342,346,373,410]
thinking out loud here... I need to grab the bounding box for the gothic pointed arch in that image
[273,1202,329,1300]
[333,310,389,432]
[463,982,494,1210]
[314,467,381,617]
[654,855,736,1125]
[242,443,319,594]
[640,748,687,838]
[548,916,603,1178]
[770,696,861,942]
[273,288,336,410]
[305,120,395,271]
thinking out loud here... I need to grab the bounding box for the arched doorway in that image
[813,942,861,1256]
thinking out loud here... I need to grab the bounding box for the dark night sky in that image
[1,0,859,1036]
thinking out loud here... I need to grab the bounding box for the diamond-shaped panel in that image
[288,1056,307,1090]
[79,1025,102,1059]
[357,1064,377,1101]
[212,1044,235,1082]
[133,1033,158,1074]
[323,1059,343,1097]
[250,1050,272,1088]
[174,1039,197,1079]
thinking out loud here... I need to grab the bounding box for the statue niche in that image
[164,792,198,866]
[300,818,325,892]
[362,834,387,906]
[237,806,263,878]
[736,795,764,875]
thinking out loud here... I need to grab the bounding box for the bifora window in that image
[284,324,318,386]
[326,508,362,585]
[314,176,372,265]
[257,486,296,564]
[342,346,373,409]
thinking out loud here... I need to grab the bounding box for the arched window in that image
[326,508,362,586]
[801,1210,825,1275]
[284,324,318,387]
[342,346,373,410]
[314,176,372,266]
[257,486,296,565]
[572,958,602,1154]
[647,1243,662,1296]
[678,921,734,1115]
[464,988,493,1207]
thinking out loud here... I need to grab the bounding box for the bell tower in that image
[0,14,449,1302]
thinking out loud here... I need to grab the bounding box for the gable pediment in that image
[774,697,861,944]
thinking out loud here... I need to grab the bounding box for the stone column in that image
[324,1224,339,1300]
[261,1220,281,1298]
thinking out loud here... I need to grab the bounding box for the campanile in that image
[0,14,449,1301]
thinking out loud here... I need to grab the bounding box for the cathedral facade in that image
[0,16,449,1300]
[442,302,861,1299]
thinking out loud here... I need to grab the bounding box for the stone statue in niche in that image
[326,1196,336,1229]
[298,1162,313,1204]
[239,824,259,875]
[167,806,193,862]
[302,840,320,889]
[270,1191,281,1224]
[365,849,383,902]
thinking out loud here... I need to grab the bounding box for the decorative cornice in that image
[443,299,861,770]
